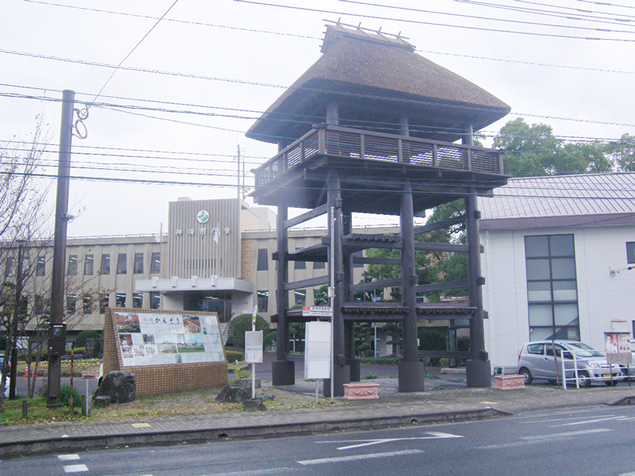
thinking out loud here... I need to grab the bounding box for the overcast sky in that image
[2,0,634,238]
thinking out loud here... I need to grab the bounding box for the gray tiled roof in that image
[479,173,635,220]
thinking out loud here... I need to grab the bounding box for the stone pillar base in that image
[466,359,491,388]
[272,360,295,386]
[347,359,361,382]
[323,365,351,397]
[398,360,425,392]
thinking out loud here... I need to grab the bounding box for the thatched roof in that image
[247,24,510,144]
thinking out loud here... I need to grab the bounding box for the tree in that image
[493,118,616,176]
[610,133,635,171]
[226,313,270,348]
[1,116,52,404]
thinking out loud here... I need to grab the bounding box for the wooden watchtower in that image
[248,23,511,395]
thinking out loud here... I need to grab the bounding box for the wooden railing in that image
[254,124,504,188]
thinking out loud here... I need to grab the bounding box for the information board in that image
[114,311,225,366]
[304,321,332,380]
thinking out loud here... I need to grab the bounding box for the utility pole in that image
[237,144,241,200]
[47,90,75,407]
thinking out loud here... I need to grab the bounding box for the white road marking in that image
[552,416,622,427]
[476,428,612,450]
[200,469,297,475]
[619,472,635,476]
[520,415,617,425]
[57,454,81,461]
[298,449,423,466]
[63,464,89,473]
[317,431,463,450]
[521,428,613,441]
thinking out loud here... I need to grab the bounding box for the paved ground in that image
[2,363,634,457]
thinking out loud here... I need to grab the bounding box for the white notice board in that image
[304,321,332,379]
[245,330,263,363]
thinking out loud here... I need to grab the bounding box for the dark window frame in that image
[116,253,127,274]
[525,234,580,342]
[84,254,94,275]
[257,248,269,271]
[133,253,144,274]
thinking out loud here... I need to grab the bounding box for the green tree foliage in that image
[74,330,101,349]
[226,313,270,348]
[611,133,635,171]
[493,118,617,176]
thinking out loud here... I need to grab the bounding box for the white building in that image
[479,173,635,369]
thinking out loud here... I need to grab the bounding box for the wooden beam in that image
[283,204,328,229]
[415,279,468,293]
[415,242,468,253]
[353,256,401,266]
[283,275,329,291]
[350,278,402,292]
[413,215,465,235]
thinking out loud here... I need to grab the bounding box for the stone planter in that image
[343,382,380,400]
[495,374,525,390]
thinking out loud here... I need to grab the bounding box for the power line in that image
[234,0,635,42]
[90,0,180,105]
[338,0,635,35]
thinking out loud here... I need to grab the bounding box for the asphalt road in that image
[2,405,634,475]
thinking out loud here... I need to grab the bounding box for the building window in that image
[150,252,161,274]
[313,261,325,270]
[36,256,46,277]
[83,296,92,315]
[257,248,269,271]
[100,254,110,275]
[116,253,127,274]
[525,234,579,342]
[34,294,44,314]
[150,292,160,309]
[133,253,144,274]
[294,289,306,307]
[627,242,635,264]
[116,293,126,307]
[66,294,77,314]
[68,255,78,275]
[257,290,269,313]
[84,255,94,275]
[5,256,15,277]
[133,292,143,308]
[99,293,109,314]
[294,260,306,270]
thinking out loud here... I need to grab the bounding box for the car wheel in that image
[577,371,591,388]
[519,368,533,385]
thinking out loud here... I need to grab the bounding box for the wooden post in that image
[272,204,295,385]
[324,171,350,397]
[465,189,490,388]
[398,180,425,392]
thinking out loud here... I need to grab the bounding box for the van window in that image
[527,344,543,355]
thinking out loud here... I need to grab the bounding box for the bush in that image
[60,385,81,407]
[225,350,244,362]
[226,314,270,348]
[66,347,85,356]
[75,330,101,348]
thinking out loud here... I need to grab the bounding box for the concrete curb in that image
[1,407,498,457]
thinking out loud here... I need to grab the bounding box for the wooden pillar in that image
[272,204,295,385]
[342,208,360,381]
[465,188,490,388]
[398,180,425,392]
[326,102,339,125]
[324,171,350,397]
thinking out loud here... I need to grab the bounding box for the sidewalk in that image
[2,374,634,457]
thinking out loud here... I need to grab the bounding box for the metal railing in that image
[254,124,504,188]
